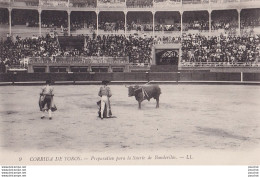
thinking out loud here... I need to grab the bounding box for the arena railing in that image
[154,39,181,44]
[180,62,260,67]
[29,56,129,64]
[128,63,151,67]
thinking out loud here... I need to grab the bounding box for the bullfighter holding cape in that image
[39,80,57,120]
[98,80,112,119]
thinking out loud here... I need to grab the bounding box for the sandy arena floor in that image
[0,84,260,153]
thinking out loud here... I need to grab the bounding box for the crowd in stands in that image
[4,8,259,32]
[241,16,260,29]
[41,14,67,29]
[0,34,153,69]
[1,31,260,71]
[6,0,255,8]
[0,34,59,68]
[9,0,154,7]
[181,34,260,65]
[70,15,96,31]
[127,22,153,31]
[211,16,237,31]
[184,20,209,31]
[9,0,153,7]
[71,21,96,31]
[154,36,181,44]
[182,0,208,4]
[12,0,39,6]
[11,11,39,27]
[98,0,125,5]
[241,10,260,29]
[126,0,153,7]
[154,0,181,4]
[154,24,180,31]
[99,21,125,32]
[83,34,153,63]
[69,0,96,7]
[40,0,68,7]
[12,0,97,7]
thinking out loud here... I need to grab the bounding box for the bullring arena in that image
[0,0,260,165]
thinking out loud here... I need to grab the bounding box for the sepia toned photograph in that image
[0,0,260,166]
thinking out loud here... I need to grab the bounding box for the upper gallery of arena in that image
[0,0,259,10]
[1,5,260,38]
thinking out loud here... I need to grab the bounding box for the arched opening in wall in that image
[241,8,260,35]
[70,11,96,35]
[152,46,180,72]
[183,11,209,35]
[127,11,153,36]
[154,11,181,41]
[98,11,125,34]
[41,10,68,36]
[0,8,9,39]
[11,9,39,38]
[211,9,238,36]
[155,49,179,65]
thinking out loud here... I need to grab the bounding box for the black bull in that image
[127,85,161,109]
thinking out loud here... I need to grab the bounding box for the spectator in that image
[181,33,260,65]
[0,34,154,67]
[99,21,125,32]
[0,34,60,67]
[127,21,153,31]
[1,32,260,69]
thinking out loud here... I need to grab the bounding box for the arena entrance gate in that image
[155,49,179,65]
[152,44,181,72]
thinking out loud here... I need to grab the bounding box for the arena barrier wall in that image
[0,74,14,82]
[180,72,241,81]
[243,73,260,81]
[1,72,260,84]
[149,72,179,81]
